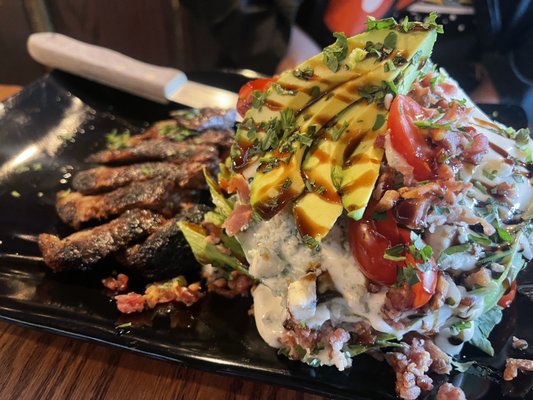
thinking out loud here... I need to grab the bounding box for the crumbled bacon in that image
[207,271,254,298]
[222,203,253,236]
[115,276,203,314]
[464,267,492,288]
[504,358,533,381]
[353,321,376,346]
[512,336,529,350]
[115,292,145,314]
[225,173,250,203]
[383,285,415,320]
[102,273,129,292]
[423,338,451,374]
[436,383,466,400]
[386,338,434,400]
[495,182,516,198]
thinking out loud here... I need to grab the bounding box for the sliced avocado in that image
[242,22,438,220]
[293,102,376,240]
[340,29,437,221]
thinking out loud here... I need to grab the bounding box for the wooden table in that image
[0,85,326,400]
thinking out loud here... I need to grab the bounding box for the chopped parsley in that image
[302,234,320,251]
[331,121,349,141]
[272,83,296,96]
[395,266,420,287]
[292,67,314,80]
[384,244,406,261]
[105,129,131,150]
[372,114,386,131]
[251,90,268,110]
[309,85,321,97]
[323,32,348,72]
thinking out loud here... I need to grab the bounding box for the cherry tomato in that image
[348,211,437,309]
[388,95,436,181]
[236,77,276,117]
[498,280,517,308]
[348,218,400,286]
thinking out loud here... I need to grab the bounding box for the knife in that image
[27,32,239,109]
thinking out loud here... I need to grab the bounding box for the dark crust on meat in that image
[38,209,165,272]
[86,140,219,165]
[117,204,210,280]
[56,178,196,229]
[72,162,206,194]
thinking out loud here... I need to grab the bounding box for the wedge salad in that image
[180,13,533,399]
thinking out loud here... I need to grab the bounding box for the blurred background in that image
[0,0,531,121]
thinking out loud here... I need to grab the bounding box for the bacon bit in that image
[459,208,496,236]
[115,292,145,314]
[102,273,129,292]
[462,130,488,164]
[222,203,253,236]
[436,383,466,400]
[464,267,492,288]
[353,321,376,346]
[512,336,529,350]
[399,182,442,199]
[495,182,516,198]
[423,339,451,374]
[504,358,533,381]
[226,173,250,203]
[207,271,254,298]
[385,338,434,400]
[383,285,415,320]
[375,190,400,212]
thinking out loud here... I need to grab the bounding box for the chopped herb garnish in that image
[384,244,406,261]
[473,180,488,194]
[331,121,349,141]
[310,343,324,355]
[282,178,292,189]
[295,344,307,359]
[294,134,313,147]
[433,205,450,215]
[272,83,296,96]
[292,67,314,80]
[105,129,131,150]
[371,212,388,220]
[366,16,397,31]
[468,233,492,246]
[414,120,451,130]
[302,234,320,251]
[315,185,326,195]
[372,114,386,131]
[332,165,343,189]
[115,322,133,329]
[277,347,290,357]
[478,249,513,265]
[323,32,348,72]
[308,358,321,367]
[304,178,315,192]
[396,266,420,287]
[482,168,497,181]
[251,90,268,110]
[383,32,398,51]
[309,86,320,97]
[384,60,396,73]
[496,227,513,243]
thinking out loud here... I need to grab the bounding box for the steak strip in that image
[38,209,164,272]
[72,161,206,194]
[86,140,218,165]
[56,178,195,229]
[117,204,210,280]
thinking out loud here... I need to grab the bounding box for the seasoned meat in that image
[117,204,210,280]
[38,209,164,272]
[72,161,206,194]
[56,178,195,229]
[86,139,219,165]
[171,108,236,131]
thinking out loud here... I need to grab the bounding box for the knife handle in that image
[27,32,185,104]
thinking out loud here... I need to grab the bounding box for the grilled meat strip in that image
[117,204,210,281]
[56,178,196,229]
[72,161,206,194]
[39,209,164,272]
[86,140,219,165]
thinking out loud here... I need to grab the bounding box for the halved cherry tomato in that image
[236,77,276,117]
[498,280,517,308]
[388,95,436,181]
[348,210,437,309]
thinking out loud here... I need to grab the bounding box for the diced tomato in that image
[498,280,517,308]
[236,77,276,117]
[388,95,436,181]
[348,211,437,309]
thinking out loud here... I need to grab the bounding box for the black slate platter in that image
[0,71,532,400]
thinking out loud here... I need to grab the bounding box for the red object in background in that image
[324,0,416,35]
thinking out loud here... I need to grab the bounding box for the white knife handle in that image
[27,32,186,104]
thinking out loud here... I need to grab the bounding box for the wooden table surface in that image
[0,85,327,400]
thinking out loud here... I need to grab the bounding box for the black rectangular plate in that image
[1,71,532,400]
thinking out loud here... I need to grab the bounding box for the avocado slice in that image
[240,22,438,221]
